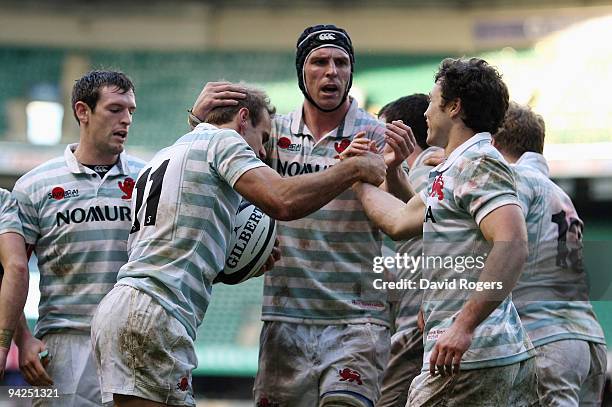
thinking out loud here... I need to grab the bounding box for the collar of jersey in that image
[289,97,358,140]
[515,152,549,177]
[64,143,130,176]
[434,132,492,173]
[194,122,221,132]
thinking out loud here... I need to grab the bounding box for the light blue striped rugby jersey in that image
[0,188,23,237]
[12,145,145,338]
[512,152,605,347]
[117,123,266,340]
[392,147,443,334]
[262,98,391,326]
[418,133,535,371]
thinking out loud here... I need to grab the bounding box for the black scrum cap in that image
[296,24,354,112]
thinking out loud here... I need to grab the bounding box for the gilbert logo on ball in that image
[215,200,277,285]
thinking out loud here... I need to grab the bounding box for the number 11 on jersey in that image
[131,159,170,234]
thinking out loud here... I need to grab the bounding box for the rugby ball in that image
[215,200,277,285]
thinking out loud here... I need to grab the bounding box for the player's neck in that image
[302,99,351,142]
[74,136,119,166]
[501,153,519,164]
[444,124,475,157]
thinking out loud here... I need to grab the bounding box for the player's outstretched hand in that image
[18,336,53,386]
[429,322,473,377]
[339,132,378,160]
[191,81,247,123]
[353,152,387,186]
[253,238,281,278]
[383,120,416,168]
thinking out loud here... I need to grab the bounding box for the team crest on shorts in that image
[338,367,363,385]
[176,376,190,392]
[257,396,280,407]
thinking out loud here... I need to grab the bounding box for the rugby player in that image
[0,188,29,379]
[349,58,538,406]
[91,85,388,406]
[192,24,416,407]
[493,102,607,406]
[375,94,442,407]
[12,70,144,406]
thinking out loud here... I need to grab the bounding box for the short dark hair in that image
[378,94,429,150]
[434,58,509,134]
[494,102,545,157]
[71,70,134,124]
[205,85,276,127]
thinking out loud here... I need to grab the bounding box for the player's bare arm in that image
[0,232,29,379]
[352,182,424,241]
[234,152,386,221]
[429,204,528,377]
[12,243,53,386]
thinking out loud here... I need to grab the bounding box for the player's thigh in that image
[377,329,423,407]
[35,333,76,395]
[113,394,168,407]
[92,285,197,406]
[253,321,318,407]
[319,323,390,407]
[508,357,539,407]
[408,363,522,407]
[578,342,607,406]
[91,285,134,398]
[536,339,590,406]
[33,332,109,406]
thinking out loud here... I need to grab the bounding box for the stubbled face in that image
[241,111,271,160]
[303,47,351,110]
[86,86,136,156]
[424,81,452,148]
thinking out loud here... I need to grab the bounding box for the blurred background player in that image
[493,102,607,406]
[348,57,538,406]
[375,94,442,407]
[11,70,144,406]
[192,25,416,407]
[0,188,29,380]
[91,85,387,406]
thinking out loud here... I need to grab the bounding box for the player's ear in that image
[238,108,250,126]
[448,98,462,119]
[74,101,90,125]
